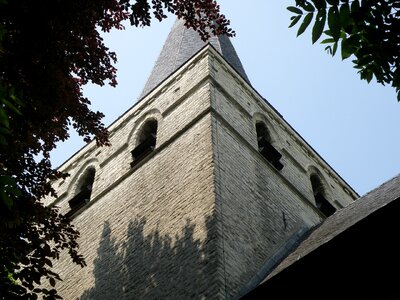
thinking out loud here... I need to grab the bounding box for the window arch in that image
[131,119,158,167]
[256,121,283,170]
[66,167,95,218]
[310,173,336,217]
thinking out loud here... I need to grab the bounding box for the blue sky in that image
[50,0,400,196]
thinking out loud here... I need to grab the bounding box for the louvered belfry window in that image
[131,120,158,167]
[66,168,95,218]
[256,122,283,170]
[310,174,336,217]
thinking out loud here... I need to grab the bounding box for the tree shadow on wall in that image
[79,216,216,299]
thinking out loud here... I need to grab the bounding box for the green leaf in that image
[357,55,374,66]
[0,107,9,128]
[339,3,350,28]
[297,12,314,36]
[2,98,22,115]
[0,126,10,135]
[312,10,326,43]
[328,6,341,41]
[321,38,335,44]
[0,127,8,144]
[0,176,22,197]
[289,15,302,28]
[325,45,333,55]
[361,68,374,83]
[8,185,22,197]
[366,71,373,83]
[302,2,315,12]
[0,190,13,209]
[341,33,360,59]
[311,0,326,10]
[341,36,353,59]
[287,6,303,14]
[0,175,16,186]
[332,41,338,56]
[9,91,24,107]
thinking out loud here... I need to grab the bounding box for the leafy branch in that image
[0,0,234,298]
[288,0,400,101]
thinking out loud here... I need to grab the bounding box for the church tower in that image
[46,19,358,299]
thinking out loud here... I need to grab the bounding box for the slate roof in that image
[262,173,400,283]
[139,18,250,99]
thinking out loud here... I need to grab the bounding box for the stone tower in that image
[45,19,358,299]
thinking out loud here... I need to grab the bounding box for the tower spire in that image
[139,18,250,99]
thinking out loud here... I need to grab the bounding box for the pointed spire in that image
[139,19,250,99]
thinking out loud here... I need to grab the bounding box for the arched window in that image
[66,167,95,218]
[131,119,158,167]
[310,173,336,217]
[256,122,283,170]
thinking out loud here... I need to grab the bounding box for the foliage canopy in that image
[0,0,232,298]
[288,0,400,101]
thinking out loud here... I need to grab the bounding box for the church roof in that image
[242,173,400,299]
[139,18,250,99]
[262,173,400,282]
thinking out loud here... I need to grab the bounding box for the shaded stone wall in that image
[53,115,218,299]
[46,52,223,299]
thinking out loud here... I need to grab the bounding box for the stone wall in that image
[46,51,222,299]
[45,46,357,299]
[208,48,357,298]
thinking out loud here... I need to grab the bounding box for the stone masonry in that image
[45,44,358,299]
